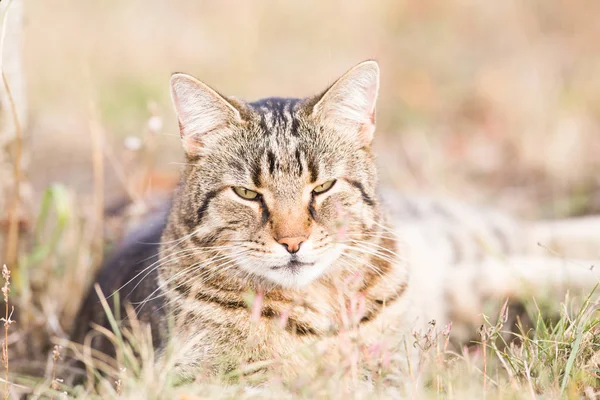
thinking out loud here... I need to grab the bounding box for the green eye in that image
[312,180,336,195]
[233,186,260,200]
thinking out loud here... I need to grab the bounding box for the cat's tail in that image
[528,215,600,259]
[444,216,600,341]
[391,201,600,338]
[477,215,600,302]
[445,254,599,341]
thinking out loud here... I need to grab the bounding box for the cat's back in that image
[71,203,171,356]
[380,189,525,264]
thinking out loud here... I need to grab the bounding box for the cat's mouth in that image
[271,260,314,271]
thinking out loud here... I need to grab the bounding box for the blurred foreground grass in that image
[5,193,600,398]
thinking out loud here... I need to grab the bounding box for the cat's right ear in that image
[170,73,242,156]
[311,60,380,147]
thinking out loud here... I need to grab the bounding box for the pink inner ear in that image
[178,120,185,138]
[365,80,378,119]
[356,81,377,144]
[358,121,376,146]
[345,68,379,127]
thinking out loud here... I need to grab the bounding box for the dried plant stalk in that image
[1,265,14,400]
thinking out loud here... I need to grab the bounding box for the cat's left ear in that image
[312,60,380,146]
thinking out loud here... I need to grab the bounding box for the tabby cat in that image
[73,60,599,381]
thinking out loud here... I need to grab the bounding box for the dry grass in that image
[1,265,14,400]
[0,0,25,281]
[1,0,599,398]
[10,278,600,399]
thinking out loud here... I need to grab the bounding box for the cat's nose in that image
[277,236,307,254]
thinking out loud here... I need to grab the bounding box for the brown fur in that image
[153,61,415,378]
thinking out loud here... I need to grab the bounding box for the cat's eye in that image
[233,186,260,200]
[312,180,336,195]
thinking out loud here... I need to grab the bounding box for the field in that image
[1,0,600,398]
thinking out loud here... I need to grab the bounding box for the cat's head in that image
[168,61,381,288]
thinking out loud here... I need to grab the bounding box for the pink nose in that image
[277,236,307,254]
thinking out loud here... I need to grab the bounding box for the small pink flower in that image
[382,350,391,368]
[368,342,381,357]
[355,293,367,323]
[344,271,362,286]
[279,310,290,329]
[250,289,264,322]
[336,225,347,241]
[442,321,453,336]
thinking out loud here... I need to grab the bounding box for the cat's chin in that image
[250,247,345,288]
[266,261,330,288]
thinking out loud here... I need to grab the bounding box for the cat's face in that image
[169,61,381,288]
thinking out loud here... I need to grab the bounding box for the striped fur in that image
[74,61,600,382]
[159,61,599,378]
[156,61,420,378]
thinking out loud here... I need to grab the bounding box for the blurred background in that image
[25,0,600,218]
